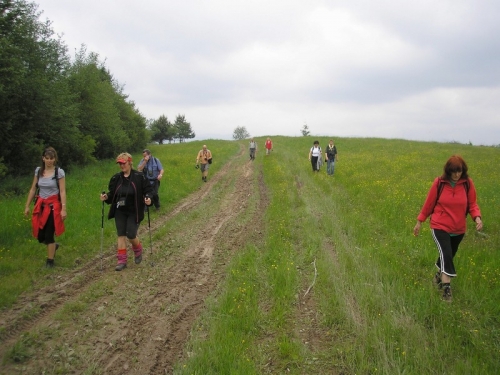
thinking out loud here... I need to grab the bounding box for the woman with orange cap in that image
[100,152,153,271]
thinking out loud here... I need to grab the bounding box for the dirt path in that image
[0,146,267,374]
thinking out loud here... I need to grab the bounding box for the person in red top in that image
[24,147,67,268]
[413,155,483,301]
[265,137,273,155]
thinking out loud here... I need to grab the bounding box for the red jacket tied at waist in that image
[32,194,65,238]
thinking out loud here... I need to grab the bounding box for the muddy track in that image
[0,146,267,374]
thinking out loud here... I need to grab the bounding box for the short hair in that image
[442,155,469,180]
[143,149,151,155]
[116,152,133,166]
[313,140,319,145]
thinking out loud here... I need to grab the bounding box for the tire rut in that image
[0,145,267,375]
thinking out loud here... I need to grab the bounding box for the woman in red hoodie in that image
[24,147,67,268]
[414,155,483,301]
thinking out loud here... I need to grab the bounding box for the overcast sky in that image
[35,0,500,145]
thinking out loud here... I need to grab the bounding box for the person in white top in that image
[249,139,257,160]
[308,140,322,172]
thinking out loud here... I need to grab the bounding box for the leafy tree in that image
[233,126,250,140]
[0,0,81,174]
[301,124,310,136]
[0,1,148,178]
[174,114,195,143]
[150,115,173,144]
[68,46,147,159]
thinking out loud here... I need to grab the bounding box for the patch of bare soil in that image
[0,146,267,374]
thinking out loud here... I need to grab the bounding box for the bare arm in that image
[24,175,38,216]
[58,177,67,220]
[137,157,149,172]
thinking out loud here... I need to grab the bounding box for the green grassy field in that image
[1,137,499,374]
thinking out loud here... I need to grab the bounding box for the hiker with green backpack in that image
[413,155,483,301]
[24,147,67,268]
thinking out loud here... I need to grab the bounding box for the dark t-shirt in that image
[326,145,337,158]
[116,177,136,213]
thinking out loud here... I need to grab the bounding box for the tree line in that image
[149,114,195,144]
[0,0,195,179]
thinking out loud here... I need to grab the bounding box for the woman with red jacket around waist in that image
[24,147,67,268]
[413,155,483,301]
[100,153,153,271]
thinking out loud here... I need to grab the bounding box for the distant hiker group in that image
[308,139,338,175]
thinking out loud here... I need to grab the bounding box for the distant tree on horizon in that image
[175,114,195,143]
[233,126,250,140]
[301,124,310,136]
[150,115,174,144]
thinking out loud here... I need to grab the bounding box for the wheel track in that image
[0,144,269,374]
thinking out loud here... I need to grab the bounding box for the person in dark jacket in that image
[100,152,153,271]
[413,155,483,301]
[324,139,338,176]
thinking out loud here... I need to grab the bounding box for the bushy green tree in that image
[150,115,174,144]
[0,0,81,174]
[0,0,149,178]
[233,126,250,140]
[175,114,195,143]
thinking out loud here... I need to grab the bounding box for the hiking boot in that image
[442,284,452,302]
[115,263,127,271]
[135,253,142,264]
[433,271,442,289]
[45,259,55,268]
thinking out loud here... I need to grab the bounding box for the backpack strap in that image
[435,178,445,207]
[464,179,470,217]
[35,166,61,200]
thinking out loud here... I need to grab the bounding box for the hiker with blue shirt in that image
[137,149,164,210]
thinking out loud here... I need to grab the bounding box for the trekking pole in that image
[146,196,154,267]
[100,191,106,271]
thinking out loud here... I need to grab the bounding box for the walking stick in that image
[146,199,154,267]
[100,191,105,271]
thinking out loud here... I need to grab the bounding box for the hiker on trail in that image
[137,149,164,210]
[100,152,153,271]
[413,155,483,301]
[265,137,273,155]
[325,139,338,176]
[196,145,212,182]
[24,147,67,268]
[249,138,257,160]
[308,140,322,172]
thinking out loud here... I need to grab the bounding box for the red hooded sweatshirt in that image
[417,177,481,234]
